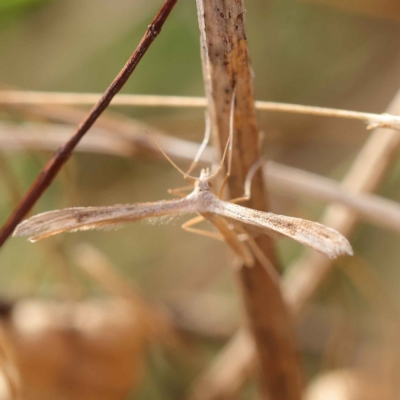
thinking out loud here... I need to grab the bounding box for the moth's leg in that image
[226,158,266,202]
[229,195,250,204]
[182,216,224,241]
[168,185,194,198]
[235,224,280,284]
[218,173,231,199]
[247,238,280,285]
[218,96,235,199]
[219,136,265,202]
[206,214,255,267]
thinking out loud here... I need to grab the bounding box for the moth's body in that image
[14,168,353,261]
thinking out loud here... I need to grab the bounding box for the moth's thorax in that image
[185,169,217,213]
[196,169,211,192]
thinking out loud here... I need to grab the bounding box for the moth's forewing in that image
[14,198,196,242]
[211,198,353,259]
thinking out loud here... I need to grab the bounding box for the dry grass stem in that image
[2,90,400,130]
[0,120,136,157]
[0,118,211,162]
[266,162,400,234]
[11,103,216,163]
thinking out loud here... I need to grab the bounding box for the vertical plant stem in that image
[195,1,303,399]
[0,0,178,248]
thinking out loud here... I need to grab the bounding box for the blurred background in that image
[0,0,400,399]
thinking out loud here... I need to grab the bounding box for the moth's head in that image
[196,169,211,191]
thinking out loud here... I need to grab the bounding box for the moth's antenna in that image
[212,90,235,193]
[144,130,197,182]
[208,129,231,180]
[186,113,211,176]
[226,89,235,178]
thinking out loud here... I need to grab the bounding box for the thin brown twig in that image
[0,0,178,248]
[2,91,400,130]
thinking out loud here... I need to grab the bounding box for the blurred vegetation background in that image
[1,0,400,399]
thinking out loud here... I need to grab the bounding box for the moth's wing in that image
[14,198,195,242]
[212,199,353,259]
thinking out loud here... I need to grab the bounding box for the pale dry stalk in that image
[265,162,400,235]
[2,91,400,131]
[194,1,303,399]
[2,101,206,162]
